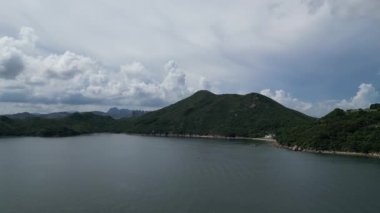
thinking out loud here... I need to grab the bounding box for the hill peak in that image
[128,90,314,137]
[193,90,215,96]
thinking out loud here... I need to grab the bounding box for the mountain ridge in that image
[1,90,379,154]
[123,90,315,137]
[3,107,147,120]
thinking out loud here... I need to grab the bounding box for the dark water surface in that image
[0,134,379,213]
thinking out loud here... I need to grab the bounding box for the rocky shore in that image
[278,144,380,158]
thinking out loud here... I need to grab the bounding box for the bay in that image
[0,134,379,213]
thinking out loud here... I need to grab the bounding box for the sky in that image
[0,0,379,117]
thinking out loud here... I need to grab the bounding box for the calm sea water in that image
[0,134,379,213]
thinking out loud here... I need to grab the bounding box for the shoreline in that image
[276,144,380,159]
[134,133,277,142]
[1,132,379,159]
[134,133,380,159]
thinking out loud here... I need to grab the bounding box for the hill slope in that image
[1,90,379,154]
[0,113,118,137]
[4,108,147,120]
[123,90,315,137]
[276,107,380,153]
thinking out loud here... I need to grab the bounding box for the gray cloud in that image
[0,89,29,102]
[302,0,380,18]
[302,0,325,14]
[58,93,102,105]
[0,1,379,114]
[0,52,24,79]
[0,28,208,111]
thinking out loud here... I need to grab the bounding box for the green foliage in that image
[0,90,314,138]
[276,108,380,153]
[122,90,315,137]
[1,90,379,154]
[0,113,119,137]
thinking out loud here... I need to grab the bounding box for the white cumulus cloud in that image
[0,27,211,113]
[261,83,380,117]
[336,83,379,109]
[260,89,313,112]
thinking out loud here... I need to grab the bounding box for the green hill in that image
[0,112,118,137]
[276,107,380,153]
[122,90,315,137]
[1,90,379,154]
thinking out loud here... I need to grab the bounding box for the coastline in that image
[1,131,379,159]
[276,143,380,159]
[134,133,380,159]
[134,133,277,142]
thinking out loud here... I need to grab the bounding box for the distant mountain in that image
[5,112,73,120]
[124,90,315,137]
[1,91,379,154]
[0,112,118,137]
[1,90,315,138]
[4,108,147,120]
[106,107,146,119]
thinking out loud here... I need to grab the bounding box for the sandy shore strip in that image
[134,133,276,142]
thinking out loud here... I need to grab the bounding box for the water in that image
[0,134,379,213]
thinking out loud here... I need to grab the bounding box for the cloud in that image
[302,0,325,14]
[1,0,379,98]
[0,27,209,113]
[42,51,98,80]
[301,0,380,18]
[0,51,24,79]
[120,62,152,83]
[260,89,312,112]
[161,60,189,100]
[0,27,32,79]
[198,76,212,90]
[336,83,379,109]
[0,1,379,114]
[261,83,380,117]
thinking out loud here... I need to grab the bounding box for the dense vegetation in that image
[0,91,314,138]
[276,107,380,153]
[0,113,121,137]
[1,90,380,153]
[4,107,147,120]
[123,90,314,137]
